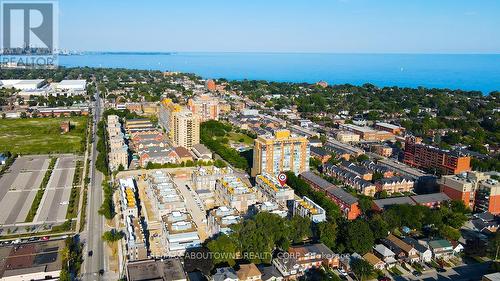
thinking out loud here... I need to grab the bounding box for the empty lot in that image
[0,117,87,155]
[36,156,77,223]
[0,155,77,226]
[0,156,50,224]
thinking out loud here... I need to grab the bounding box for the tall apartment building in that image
[404,136,471,175]
[475,178,500,214]
[439,171,500,213]
[172,109,200,149]
[187,94,220,122]
[160,99,200,149]
[251,129,310,177]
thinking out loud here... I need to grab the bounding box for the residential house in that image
[212,267,239,281]
[372,244,397,268]
[287,243,339,269]
[375,176,415,195]
[323,164,376,196]
[428,239,454,260]
[387,234,420,263]
[258,265,283,281]
[360,160,394,178]
[362,253,385,270]
[237,264,262,281]
[471,212,500,234]
[310,147,332,164]
[273,243,338,279]
[340,161,373,181]
[402,237,432,263]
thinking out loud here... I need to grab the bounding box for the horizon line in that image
[65,50,500,56]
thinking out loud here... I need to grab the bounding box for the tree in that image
[102,229,124,243]
[351,258,374,281]
[345,220,374,254]
[439,225,460,241]
[289,215,312,243]
[317,221,337,249]
[356,154,369,162]
[371,172,384,181]
[207,233,239,266]
[358,196,374,214]
[369,214,389,240]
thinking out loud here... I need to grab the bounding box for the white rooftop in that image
[56,79,87,90]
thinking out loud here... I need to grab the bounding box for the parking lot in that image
[0,156,50,225]
[0,155,77,230]
[36,156,77,223]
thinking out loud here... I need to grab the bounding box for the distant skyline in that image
[59,0,500,54]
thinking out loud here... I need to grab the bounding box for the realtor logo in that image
[0,0,58,68]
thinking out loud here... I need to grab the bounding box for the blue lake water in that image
[59,53,500,94]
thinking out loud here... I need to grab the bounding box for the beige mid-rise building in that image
[188,94,220,122]
[160,99,200,149]
[252,129,310,177]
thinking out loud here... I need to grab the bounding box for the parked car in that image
[413,271,422,277]
[337,269,348,277]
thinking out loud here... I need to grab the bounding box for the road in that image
[83,81,105,281]
[394,262,492,281]
[172,178,208,241]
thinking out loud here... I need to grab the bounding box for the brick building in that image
[404,136,471,175]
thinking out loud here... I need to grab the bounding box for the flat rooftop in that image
[127,259,186,281]
[0,240,65,279]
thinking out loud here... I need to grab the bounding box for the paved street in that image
[82,81,106,281]
[172,177,209,240]
[394,262,492,281]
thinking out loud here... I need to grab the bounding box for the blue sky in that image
[59,0,500,53]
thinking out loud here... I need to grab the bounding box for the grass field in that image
[0,117,88,155]
[227,132,254,145]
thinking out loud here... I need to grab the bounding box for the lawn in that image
[227,132,254,145]
[0,117,88,155]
